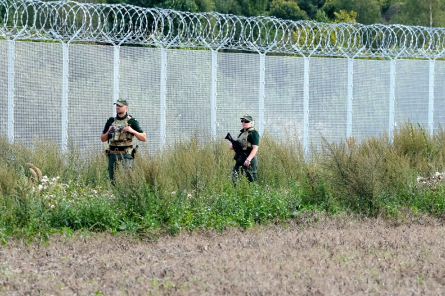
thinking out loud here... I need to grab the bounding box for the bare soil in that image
[1,213,445,296]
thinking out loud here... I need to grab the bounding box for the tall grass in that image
[0,122,444,240]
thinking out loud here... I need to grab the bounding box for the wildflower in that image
[187,194,192,199]
[171,191,176,195]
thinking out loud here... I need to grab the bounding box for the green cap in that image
[240,114,253,122]
[114,98,128,106]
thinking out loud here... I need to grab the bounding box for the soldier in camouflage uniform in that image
[229,114,260,182]
[100,99,146,182]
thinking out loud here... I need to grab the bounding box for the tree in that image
[237,0,269,16]
[161,0,199,11]
[333,9,357,23]
[123,0,165,8]
[394,0,445,27]
[297,0,326,19]
[321,0,338,21]
[330,0,381,24]
[381,0,400,24]
[269,0,308,21]
[214,0,242,14]
[194,0,216,12]
[315,9,331,22]
[125,0,215,12]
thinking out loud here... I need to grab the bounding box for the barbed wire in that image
[2,0,445,59]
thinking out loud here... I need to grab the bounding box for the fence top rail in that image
[2,0,445,59]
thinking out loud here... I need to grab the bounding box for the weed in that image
[0,124,444,238]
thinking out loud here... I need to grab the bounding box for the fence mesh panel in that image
[394,60,430,129]
[68,44,113,152]
[353,59,390,141]
[216,52,260,139]
[166,49,212,146]
[0,41,7,133]
[14,41,62,147]
[3,0,445,154]
[265,55,304,142]
[435,60,445,132]
[309,57,348,149]
[120,47,161,154]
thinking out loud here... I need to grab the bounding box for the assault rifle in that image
[225,133,247,161]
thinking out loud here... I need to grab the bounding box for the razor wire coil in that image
[2,0,445,59]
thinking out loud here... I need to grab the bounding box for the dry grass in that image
[1,215,445,295]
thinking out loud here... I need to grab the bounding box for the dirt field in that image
[1,213,445,295]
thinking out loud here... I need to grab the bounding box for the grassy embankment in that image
[0,122,444,242]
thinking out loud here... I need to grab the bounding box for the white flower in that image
[187,194,192,199]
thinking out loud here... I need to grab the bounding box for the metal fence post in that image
[386,48,405,143]
[211,50,218,136]
[388,59,396,142]
[152,36,179,148]
[338,47,364,140]
[113,46,120,113]
[160,48,167,147]
[428,59,435,136]
[201,38,228,138]
[246,42,275,136]
[7,40,15,143]
[58,29,82,151]
[292,42,320,157]
[258,53,266,136]
[108,33,132,114]
[50,29,79,151]
[6,27,27,143]
[303,56,310,155]
[346,58,353,139]
[61,43,70,150]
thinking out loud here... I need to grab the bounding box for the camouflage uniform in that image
[232,115,260,182]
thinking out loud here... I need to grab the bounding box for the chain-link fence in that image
[2,0,445,154]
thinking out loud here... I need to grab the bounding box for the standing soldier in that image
[100,99,146,182]
[229,114,260,182]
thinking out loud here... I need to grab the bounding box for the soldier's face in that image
[241,119,251,128]
[116,104,128,114]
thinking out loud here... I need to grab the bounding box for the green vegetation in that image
[91,0,445,27]
[1,122,445,241]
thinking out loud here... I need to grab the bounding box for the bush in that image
[0,123,444,239]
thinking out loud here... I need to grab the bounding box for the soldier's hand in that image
[123,126,134,134]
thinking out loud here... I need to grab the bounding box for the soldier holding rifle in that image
[100,99,146,183]
[226,114,260,183]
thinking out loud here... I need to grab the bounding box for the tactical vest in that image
[109,115,134,147]
[238,127,255,151]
